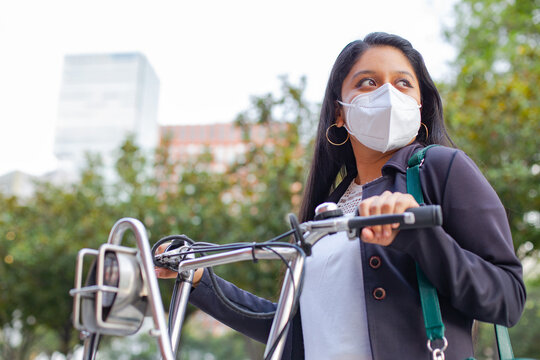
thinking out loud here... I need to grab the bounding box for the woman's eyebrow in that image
[350,70,416,81]
[396,70,416,79]
[350,70,376,81]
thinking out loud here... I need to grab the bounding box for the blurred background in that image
[0,0,538,359]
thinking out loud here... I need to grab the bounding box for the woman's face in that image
[336,45,421,127]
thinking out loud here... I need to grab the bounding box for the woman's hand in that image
[154,243,204,286]
[358,191,419,246]
[154,243,178,279]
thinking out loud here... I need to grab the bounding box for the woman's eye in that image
[396,79,412,88]
[358,78,376,88]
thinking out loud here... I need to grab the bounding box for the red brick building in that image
[160,122,286,172]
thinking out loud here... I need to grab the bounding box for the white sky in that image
[0,0,457,176]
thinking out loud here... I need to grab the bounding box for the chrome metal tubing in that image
[176,247,299,273]
[82,333,100,360]
[70,285,119,296]
[301,216,351,233]
[174,245,303,360]
[264,254,304,360]
[169,271,193,357]
[107,218,175,360]
[168,248,195,357]
[71,248,99,331]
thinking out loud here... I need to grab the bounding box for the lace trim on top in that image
[337,176,383,215]
[337,180,364,215]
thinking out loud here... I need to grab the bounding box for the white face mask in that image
[338,83,421,153]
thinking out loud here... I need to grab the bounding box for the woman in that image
[156,32,525,359]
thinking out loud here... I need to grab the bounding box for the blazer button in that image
[373,287,386,300]
[369,256,382,269]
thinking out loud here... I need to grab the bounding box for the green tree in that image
[0,155,114,358]
[219,75,316,298]
[442,0,540,255]
[442,0,540,357]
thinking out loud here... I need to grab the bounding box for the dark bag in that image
[407,145,533,360]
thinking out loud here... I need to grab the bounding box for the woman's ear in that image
[334,101,345,127]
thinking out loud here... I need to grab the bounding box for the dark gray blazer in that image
[190,143,526,359]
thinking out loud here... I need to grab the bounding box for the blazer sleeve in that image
[189,270,278,343]
[390,147,526,326]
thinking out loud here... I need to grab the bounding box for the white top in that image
[300,179,373,360]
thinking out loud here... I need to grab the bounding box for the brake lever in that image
[154,246,191,271]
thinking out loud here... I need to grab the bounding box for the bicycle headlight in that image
[70,218,175,360]
[71,244,148,336]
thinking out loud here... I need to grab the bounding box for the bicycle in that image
[70,202,442,360]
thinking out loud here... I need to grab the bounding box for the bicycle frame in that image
[168,246,304,360]
[70,218,305,360]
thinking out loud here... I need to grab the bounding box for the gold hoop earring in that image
[421,122,429,140]
[326,124,349,146]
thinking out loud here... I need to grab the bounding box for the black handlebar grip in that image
[399,205,443,229]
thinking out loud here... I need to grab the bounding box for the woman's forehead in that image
[350,46,416,76]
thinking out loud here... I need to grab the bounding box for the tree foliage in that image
[442,0,540,256]
[0,156,115,358]
[219,75,316,297]
[441,0,540,357]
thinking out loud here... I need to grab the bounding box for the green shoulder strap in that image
[407,145,527,360]
[406,145,445,343]
[496,324,515,360]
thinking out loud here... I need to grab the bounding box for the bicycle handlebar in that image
[154,205,443,268]
[301,204,441,231]
[398,205,443,229]
[347,205,442,231]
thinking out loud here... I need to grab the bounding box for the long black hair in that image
[299,32,454,222]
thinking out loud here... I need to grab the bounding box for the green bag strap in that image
[496,324,515,360]
[406,145,446,350]
[407,145,526,360]
[495,324,536,360]
[415,263,445,341]
[407,145,439,204]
